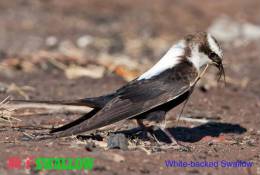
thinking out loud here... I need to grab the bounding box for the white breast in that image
[138,40,186,80]
[187,45,211,71]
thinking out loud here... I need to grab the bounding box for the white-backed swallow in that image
[14,32,225,143]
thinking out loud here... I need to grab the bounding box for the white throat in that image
[138,40,186,80]
[187,45,211,71]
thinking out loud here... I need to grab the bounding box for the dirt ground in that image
[0,0,260,175]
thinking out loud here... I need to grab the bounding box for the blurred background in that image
[0,1,260,174]
[0,0,260,79]
[0,0,260,84]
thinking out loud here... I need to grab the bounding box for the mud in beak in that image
[212,59,225,83]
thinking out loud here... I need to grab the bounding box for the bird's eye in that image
[209,52,217,58]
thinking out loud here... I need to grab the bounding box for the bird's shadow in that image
[119,122,247,143]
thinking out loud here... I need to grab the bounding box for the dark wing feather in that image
[51,61,198,138]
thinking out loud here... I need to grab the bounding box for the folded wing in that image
[51,61,198,138]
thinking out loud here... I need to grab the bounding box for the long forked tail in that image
[31,108,100,140]
[50,108,100,134]
[11,97,109,109]
[12,93,116,109]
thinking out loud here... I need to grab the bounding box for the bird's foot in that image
[136,128,157,142]
[146,130,161,143]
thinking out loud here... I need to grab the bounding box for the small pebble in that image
[208,142,214,146]
[85,142,96,152]
[107,133,128,150]
[77,35,93,48]
[20,135,33,141]
[0,83,7,93]
[45,36,58,48]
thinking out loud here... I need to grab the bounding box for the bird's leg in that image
[159,127,178,145]
[157,114,178,144]
[136,111,173,143]
[136,119,158,141]
[136,111,190,151]
[158,122,190,151]
[136,111,176,144]
[156,113,191,151]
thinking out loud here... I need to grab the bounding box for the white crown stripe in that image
[207,34,223,58]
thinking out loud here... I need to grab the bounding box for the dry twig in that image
[0,96,20,126]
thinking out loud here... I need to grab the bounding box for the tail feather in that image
[12,93,116,109]
[14,93,118,140]
[29,108,100,140]
[50,108,99,134]
[11,98,103,109]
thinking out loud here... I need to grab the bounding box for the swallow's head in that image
[185,32,225,80]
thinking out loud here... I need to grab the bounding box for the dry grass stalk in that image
[0,96,21,126]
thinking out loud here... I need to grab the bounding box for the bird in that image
[13,32,225,145]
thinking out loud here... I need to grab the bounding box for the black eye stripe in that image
[199,44,210,55]
[199,43,220,59]
[209,52,218,58]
